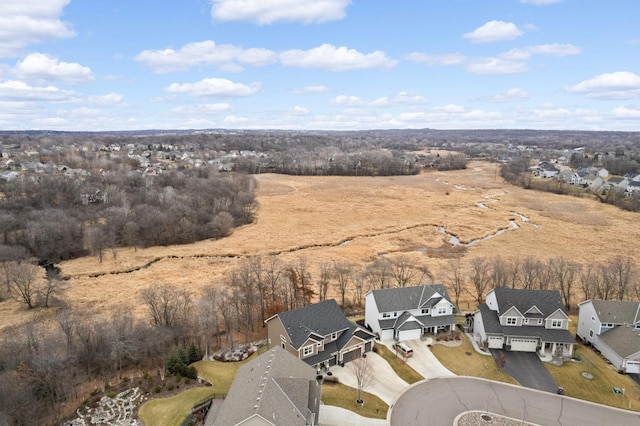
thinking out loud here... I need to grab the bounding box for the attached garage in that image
[509,338,538,352]
[625,361,640,374]
[341,347,362,364]
[488,336,504,349]
[397,328,421,342]
[379,329,394,341]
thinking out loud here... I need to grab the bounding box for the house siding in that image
[364,292,381,336]
[266,317,300,359]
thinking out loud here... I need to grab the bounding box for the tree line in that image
[0,167,257,265]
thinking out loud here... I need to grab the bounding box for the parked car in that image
[393,342,414,357]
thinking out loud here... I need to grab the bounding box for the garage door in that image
[342,347,362,364]
[398,328,421,342]
[626,361,640,374]
[488,336,504,349]
[510,338,538,352]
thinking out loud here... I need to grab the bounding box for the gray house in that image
[577,299,640,374]
[364,284,456,341]
[207,347,321,426]
[265,299,375,369]
[474,287,575,356]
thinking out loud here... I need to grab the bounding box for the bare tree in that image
[489,257,510,289]
[519,256,541,290]
[56,309,77,357]
[140,283,192,329]
[264,255,284,307]
[8,260,43,309]
[317,261,331,302]
[445,258,464,308]
[39,276,66,308]
[549,257,580,311]
[389,255,420,288]
[610,256,635,301]
[348,355,374,404]
[469,257,490,305]
[579,264,600,302]
[364,257,392,290]
[333,262,352,306]
[199,285,221,355]
[352,271,367,307]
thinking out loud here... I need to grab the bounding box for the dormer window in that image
[331,332,337,341]
[506,317,517,325]
[550,319,562,328]
[422,308,430,314]
[382,312,391,318]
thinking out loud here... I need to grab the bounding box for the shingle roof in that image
[369,284,452,313]
[493,287,567,317]
[478,303,503,334]
[590,300,640,324]
[210,347,320,426]
[276,299,356,349]
[600,325,640,358]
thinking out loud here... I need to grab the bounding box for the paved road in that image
[493,349,559,393]
[389,377,640,426]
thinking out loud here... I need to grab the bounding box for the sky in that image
[0,0,639,132]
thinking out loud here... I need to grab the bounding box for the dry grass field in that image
[2,161,639,331]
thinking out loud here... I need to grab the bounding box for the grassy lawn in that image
[546,344,640,412]
[429,334,517,385]
[374,345,423,384]
[138,346,268,426]
[138,387,215,426]
[321,382,388,420]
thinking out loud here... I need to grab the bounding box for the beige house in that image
[265,299,375,370]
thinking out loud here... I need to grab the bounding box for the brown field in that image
[2,161,639,331]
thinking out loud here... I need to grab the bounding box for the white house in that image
[365,284,456,342]
[577,299,640,374]
[474,287,575,356]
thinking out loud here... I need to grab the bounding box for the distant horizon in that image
[1,1,639,131]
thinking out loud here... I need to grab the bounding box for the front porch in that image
[538,341,574,363]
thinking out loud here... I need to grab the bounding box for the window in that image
[317,342,322,349]
[331,332,337,341]
[523,319,529,324]
[537,319,542,325]
[591,315,596,322]
[437,307,447,315]
[382,312,391,318]
[422,308,430,314]
[506,317,517,325]
[551,319,562,328]
[303,345,314,357]
[589,330,594,338]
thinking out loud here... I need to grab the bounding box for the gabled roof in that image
[210,347,320,426]
[368,284,453,313]
[588,300,640,324]
[271,299,353,349]
[599,325,640,358]
[271,299,374,350]
[492,287,567,318]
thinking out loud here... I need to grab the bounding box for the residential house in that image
[604,177,629,191]
[207,347,321,426]
[577,300,640,374]
[473,287,575,357]
[365,284,457,341]
[582,174,604,190]
[265,299,375,370]
[536,162,560,178]
[571,171,590,186]
[626,181,640,197]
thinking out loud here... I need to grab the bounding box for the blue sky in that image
[0,0,639,131]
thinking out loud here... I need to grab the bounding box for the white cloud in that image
[165,78,261,97]
[612,105,640,119]
[463,20,523,43]
[330,95,364,106]
[370,92,426,106]
[0,80,77,101]
[223,115,250,124]
[279,43,396,71]
[136,40,277,73]
[406,52,466,66]
[467,58,528,74]
[485,87,530,103]
[15,53,93,85]
[171,103,232,114]
[565,71,640,99]
[290,106,309,115]
[296,84,331,94]
[528,43,581,56]
[86,93,125,106]
[520,0,563,5]
[0,0,75,57]
[211,0,351,25]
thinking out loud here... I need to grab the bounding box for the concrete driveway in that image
[320,405,386,426]
[331,351,409,404]
[389,377,640,426]
[492,349,558,393]
[381,339,455,379]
